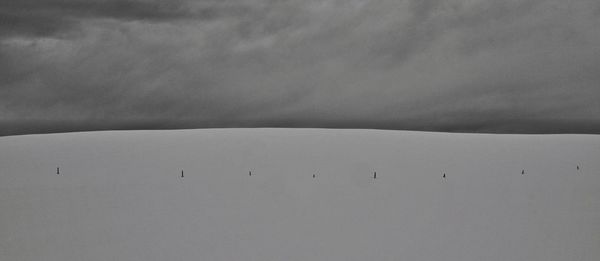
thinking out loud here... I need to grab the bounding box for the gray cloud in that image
[0,0,250,37]
[1,0,600,136]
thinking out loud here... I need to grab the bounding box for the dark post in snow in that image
[522,169,525,175]
[181,170,184,178]
[443,173,446,179]
[249,171,251,176]
[577,165,580,170]
[313,174,316,178]
[57,167,60,175]
[374,171,377,179]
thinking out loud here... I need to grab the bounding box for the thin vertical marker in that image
[181,170,184,178]
[374,171,376,179]
[522,169,525,175]
[249,171,251,176]
[57,167,60,175]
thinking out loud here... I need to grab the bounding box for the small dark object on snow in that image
[313,174,316,178]
[374,171,377,179]
[57,167,60,175]
[522,169,525,175]
[249,171,251,176]
[577,165,580,170]
[181,170,184,178]
[443,173,446,178]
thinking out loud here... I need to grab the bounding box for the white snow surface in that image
[1,128,599,261]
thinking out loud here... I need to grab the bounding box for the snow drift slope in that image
[1,129,599,261]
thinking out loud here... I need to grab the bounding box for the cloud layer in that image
[1,0,600,135]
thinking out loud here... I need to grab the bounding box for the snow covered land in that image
[1,129,599,261]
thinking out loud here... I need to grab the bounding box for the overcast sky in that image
[1,0,600,136]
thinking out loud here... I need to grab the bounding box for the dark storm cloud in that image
[0,0,247,37]
[1,0,600,136]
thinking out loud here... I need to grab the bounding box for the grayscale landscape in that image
[1,128,599,261]
[2,1,600,260]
